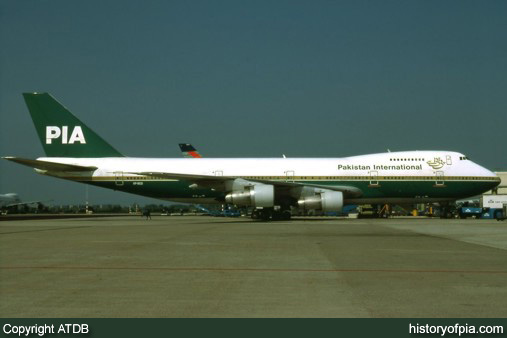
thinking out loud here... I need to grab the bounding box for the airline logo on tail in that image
[179,143,202,158]
[46,126,86,144]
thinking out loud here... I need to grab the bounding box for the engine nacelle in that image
[297,190,343,212]
[225,183,274,207]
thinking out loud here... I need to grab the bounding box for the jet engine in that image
[225,182,274,207]
[297,190,343,212]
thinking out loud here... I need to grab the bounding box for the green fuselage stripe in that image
[56,175,499,182]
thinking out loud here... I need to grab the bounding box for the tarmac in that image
[0,215,506,318]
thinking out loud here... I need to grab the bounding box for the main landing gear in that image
[251,207,292,221]
[439,204,454,219]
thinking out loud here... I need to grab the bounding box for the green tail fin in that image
[23,93,124,157]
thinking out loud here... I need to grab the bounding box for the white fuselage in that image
[38,151,495,179]
[34,150,499,205]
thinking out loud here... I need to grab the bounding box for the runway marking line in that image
[1,266,506,274]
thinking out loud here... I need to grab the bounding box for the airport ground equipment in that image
[481,195,507,219]
[458,204,506,220]
[458,207,484,219]
[496,204,507,221]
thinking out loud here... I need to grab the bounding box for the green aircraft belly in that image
[84,178,496,201]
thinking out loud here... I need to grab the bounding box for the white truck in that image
[481,195,507,220]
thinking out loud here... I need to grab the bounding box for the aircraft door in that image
[435,171,444,186]
[285,170,295,182]
[114,171,124,186]
[369,171,379,186]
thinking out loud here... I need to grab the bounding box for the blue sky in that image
[1,1,506,204]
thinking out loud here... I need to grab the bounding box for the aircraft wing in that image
[3,157,98,172]
[132,171,234,182]
[131,171,362,198]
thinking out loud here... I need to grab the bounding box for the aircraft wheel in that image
[271,211,281,221]
[260,209,272,221]
[281,210,291,220]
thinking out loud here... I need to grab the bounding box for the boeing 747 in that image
[3,93,500,220]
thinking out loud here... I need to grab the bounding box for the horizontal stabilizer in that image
[3,157,97,172]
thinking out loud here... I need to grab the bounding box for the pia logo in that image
[426,157,445,169]
[46,126,86,144]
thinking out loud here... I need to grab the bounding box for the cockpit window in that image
[459,156,470,160]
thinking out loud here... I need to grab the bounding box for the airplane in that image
[0,193,24,210]
[0,193,44,214]
[179,143,202,158]
[2,93,501,220]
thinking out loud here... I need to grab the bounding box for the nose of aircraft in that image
[480,164,499,178]
[472,161,500,192]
